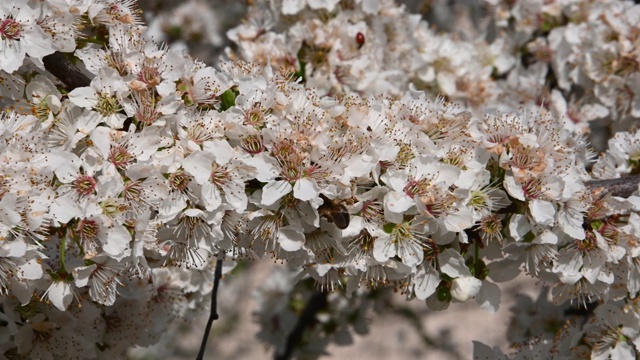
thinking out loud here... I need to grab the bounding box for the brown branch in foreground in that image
[585,174,640,198]
[196,256,224,360]
[274,291,328,360]
[43,52,91,91]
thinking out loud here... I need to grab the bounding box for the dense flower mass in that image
[1,0,640,358]
[228,0,640,129]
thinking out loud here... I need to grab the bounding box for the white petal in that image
[293,178,320,201]
[16,259,43,280]
[50,197,82,225]
[223,182,248,212]
[48,282,73,311]
[554,251,582,281]
[0,194,22,227]
[23,27,55,59]
[476,281,501,312]
[51,151,80,183]
[558,206,585,240]
[628,264,640,297]
[261,180,292,206]
[158,192,187,221]
[243,154,279,182]
[503,176,525,201]
[278,226,305,251]
[204,139,234,165]
[201,182,222,211]
[529,199,556,226]
[627,196,640,211]
[380,170,407,192]
[437,72,456,96]
[343,155,375,180]
[73,264,97,288]
[538,230,558,244]
[68,87,97,108]
[413,265,440,300]
[609,344,636,360]
[183,151,213,184]
[397,240,424,267]
[384,191,414,213]
[581,103,609,120]
[429,163,461,187]
[0,42,26,73]
[1,239,26,257]
[508,214,530,241]
[90,126,111,158]
[443,207,474,232]
[438,248,471,277]
[102,224,131,259]
[372,234,395,262]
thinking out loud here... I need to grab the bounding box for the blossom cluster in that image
[489,0,640,126]
[228,0,640,130]
[1,0,640,359]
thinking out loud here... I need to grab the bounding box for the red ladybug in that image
[356,32,365,49]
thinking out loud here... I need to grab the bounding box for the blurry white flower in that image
[585,303,639,360]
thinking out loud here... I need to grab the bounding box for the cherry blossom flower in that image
[68,67,129,129]
[0,0,56,73]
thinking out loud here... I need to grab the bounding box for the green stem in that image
[60,235,67,274]
[83,36,107,45]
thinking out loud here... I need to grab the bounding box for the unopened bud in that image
[450,276,482,302]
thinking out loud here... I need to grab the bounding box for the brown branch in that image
[585,174,640,198]
[196,256,224,360]
[274,291,328,360]
[43,52,91,91]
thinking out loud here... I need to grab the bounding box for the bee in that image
[318,194,350,230]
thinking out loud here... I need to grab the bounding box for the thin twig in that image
[585,174,640,198]
[42,52,91,91]
[274,291,328,360]
[391,304,464,360]
[196,256,224,360]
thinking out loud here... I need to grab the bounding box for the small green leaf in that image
[436,285,451,302]
[383,223,396,234]
[220,89,236,111]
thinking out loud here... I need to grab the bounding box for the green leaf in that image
[383,223,396,234]
[220,89,237,111]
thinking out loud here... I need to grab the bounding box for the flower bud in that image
[450,276,482,302]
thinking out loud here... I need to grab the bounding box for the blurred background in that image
[129,260,540,359]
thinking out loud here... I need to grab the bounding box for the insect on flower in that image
[318,194,350,229]
[355,32,365,49]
